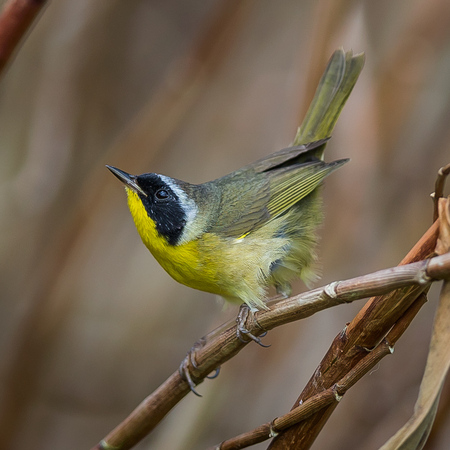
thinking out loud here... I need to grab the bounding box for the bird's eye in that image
[155,189,170,201]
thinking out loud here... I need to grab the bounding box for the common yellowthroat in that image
[107,49,364,313]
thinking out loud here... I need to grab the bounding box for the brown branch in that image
[91,221,447,450]
[432,163,450,221]
[213,293,428,450]
[0,0,47,76]
[267,220,440,448]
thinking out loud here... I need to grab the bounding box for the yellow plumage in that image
[108,49,365,312]
[126,185,321,311]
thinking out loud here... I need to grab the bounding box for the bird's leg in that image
[236,304,270,347]
[179,338,221,396]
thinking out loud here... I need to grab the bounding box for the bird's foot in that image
[179,338,221,396]
[236,304,270,347]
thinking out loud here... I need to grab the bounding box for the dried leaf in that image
[379,280,450,450]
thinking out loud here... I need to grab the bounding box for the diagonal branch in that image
[0,0,47,76]
[212,293,428,450]
[268,219,439,448]
[91,220,446,450]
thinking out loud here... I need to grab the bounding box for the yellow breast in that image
[126,188,297,311]
[126,189,220,292]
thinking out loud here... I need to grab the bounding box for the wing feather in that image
[207,158,348,238]
[267,159,348,217]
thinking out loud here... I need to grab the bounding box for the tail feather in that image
[293,49,365,157]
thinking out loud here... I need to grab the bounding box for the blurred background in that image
[1,0,450,449]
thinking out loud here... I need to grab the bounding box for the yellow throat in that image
[125,188,219,293]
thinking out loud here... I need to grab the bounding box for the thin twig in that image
[92,221,447,450]
[432,163,450,221]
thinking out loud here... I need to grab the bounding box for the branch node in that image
[383,338,395,354]
[323,281,339,299]
[332,384,343,402]
[416,266,432,285]
[269,420,279,437]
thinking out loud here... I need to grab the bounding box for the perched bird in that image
[107,49,364,315]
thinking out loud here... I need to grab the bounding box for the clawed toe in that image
[179,340,221,396]
[179,303,269,396]
[236,304,270,347]
[206,367,221,379]
[179,353,202,397]
[237,327,271,347]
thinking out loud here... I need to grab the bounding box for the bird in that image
[107,48,364,333]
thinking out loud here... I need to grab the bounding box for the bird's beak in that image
[106,165,148,197]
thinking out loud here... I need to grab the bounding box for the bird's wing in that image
[207,175,272,238]
[204,48,364,239]
[208,158,347,238]
[266,158,348,217]
[246,139,329,174]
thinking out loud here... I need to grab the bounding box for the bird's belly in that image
[194,232,294,308]
[147,220,316,311]
[149,232,279,299]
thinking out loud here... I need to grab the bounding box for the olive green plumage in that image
[107,49,364,311]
